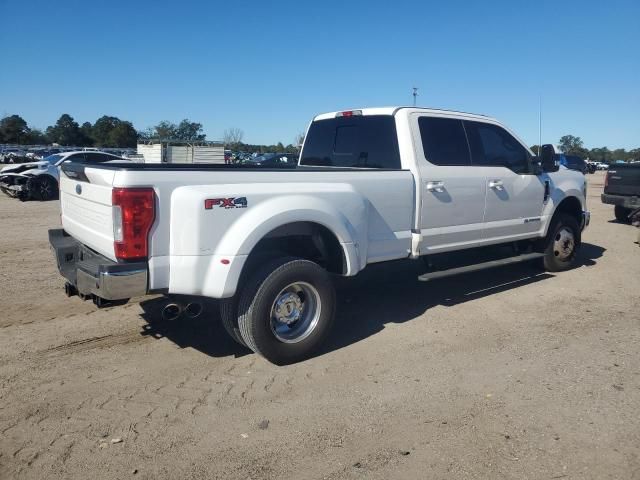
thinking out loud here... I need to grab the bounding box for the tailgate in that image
[605,165,640,196]
[60,163,117,260]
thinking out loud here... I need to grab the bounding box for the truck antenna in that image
[538,95,542,152]
[413,87,418,106]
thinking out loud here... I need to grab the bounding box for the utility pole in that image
[412,87,418,106]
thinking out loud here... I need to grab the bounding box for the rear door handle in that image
[489,179,504,190]
[426,181,445,193]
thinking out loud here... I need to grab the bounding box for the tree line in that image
[531,135,639,163]
[221,128,303,154]
[0,114,207,148]
[0,114,303,153]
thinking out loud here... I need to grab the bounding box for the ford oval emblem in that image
[75,184,82,195]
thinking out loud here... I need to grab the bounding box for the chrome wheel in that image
[553,227,575,260]
[270,282,321,343]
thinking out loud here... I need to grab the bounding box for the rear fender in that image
[168,184,368,298]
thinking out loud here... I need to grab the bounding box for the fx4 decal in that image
[204,197,248,210]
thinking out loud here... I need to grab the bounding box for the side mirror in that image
[541,144,559,172]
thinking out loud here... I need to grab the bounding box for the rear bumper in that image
[48,229,148,301]
[601,193,640,209]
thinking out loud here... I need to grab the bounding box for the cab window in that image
[300,115,401,169]
[418,117,471,166]
[464,121,530,173]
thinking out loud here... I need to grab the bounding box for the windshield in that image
[45,154,64,165]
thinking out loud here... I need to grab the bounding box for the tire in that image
[219,297,247,347]
[542,213,581,272]
[30,176,58,201]
[614,205,631,223]
[236,257,336,365]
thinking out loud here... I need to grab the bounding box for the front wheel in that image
[542,213,581,272]
[236,257,336,365]
[614,205,631,223]
[29,176,58,201]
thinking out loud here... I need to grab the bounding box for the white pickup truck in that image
[49,107,589,364]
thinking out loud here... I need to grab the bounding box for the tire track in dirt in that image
[42,330,150,357]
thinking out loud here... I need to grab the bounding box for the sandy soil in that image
[0,172,638,479]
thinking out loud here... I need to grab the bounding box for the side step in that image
[418,252,544,282]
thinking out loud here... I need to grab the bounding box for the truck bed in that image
[59,161,416,294]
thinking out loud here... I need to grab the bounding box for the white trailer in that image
[137,142,224,164]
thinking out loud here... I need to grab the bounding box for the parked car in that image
[0,150,126,201]
[0,148,27,163]
[243,152,298,167]
[585,162,597,174]
[49,107,589,364]
[601,163,640,222]
[557,154,587,174]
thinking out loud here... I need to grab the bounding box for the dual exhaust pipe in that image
[63,282,203,320]
[162,301,203,321]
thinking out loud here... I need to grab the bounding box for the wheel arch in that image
[240,220,352,279]
[543,195,583,237]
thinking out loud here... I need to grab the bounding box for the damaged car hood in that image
[0,161,47,174]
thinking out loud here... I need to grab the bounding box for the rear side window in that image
[418,117,470,166]
[464,121,530,173]
[300,115,401,169]
[67,153,87,162]
[86,152,116,162]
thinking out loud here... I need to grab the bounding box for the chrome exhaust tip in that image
[185,302,203,319]
[162,303,182,321]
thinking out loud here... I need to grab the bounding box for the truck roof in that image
[313,107,494,122]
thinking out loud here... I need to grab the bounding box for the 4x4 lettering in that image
[204,197,248,209]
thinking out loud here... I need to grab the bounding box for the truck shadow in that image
[137,242,605,361]
[321,242,605,357]
[138,296,253,358]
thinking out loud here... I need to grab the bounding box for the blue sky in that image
[1,0,638,148]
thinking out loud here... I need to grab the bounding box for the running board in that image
[418,252,544,282]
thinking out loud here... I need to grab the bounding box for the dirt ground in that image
[0,171,638,479]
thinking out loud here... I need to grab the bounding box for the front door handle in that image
[489,179,504,190]
[426,181,445,193]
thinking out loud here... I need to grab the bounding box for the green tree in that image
[589,147,612,163]
[27,128,49,144]
[46,114,87,146]
[108,121,138,147]
[88,116,138,147]
[611,148,628,162]
[92,116,121,146]
[175,119,205,141]
[137,127,155,141]
[0,115,31,143]
[558,135,585,155]
[153,121,177,140]
[80,122,94,145]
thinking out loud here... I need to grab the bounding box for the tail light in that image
[112,188,155,261]
[604,172,609,189]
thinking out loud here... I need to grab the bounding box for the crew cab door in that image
[413,115,487,252]
[463,120,546,240]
